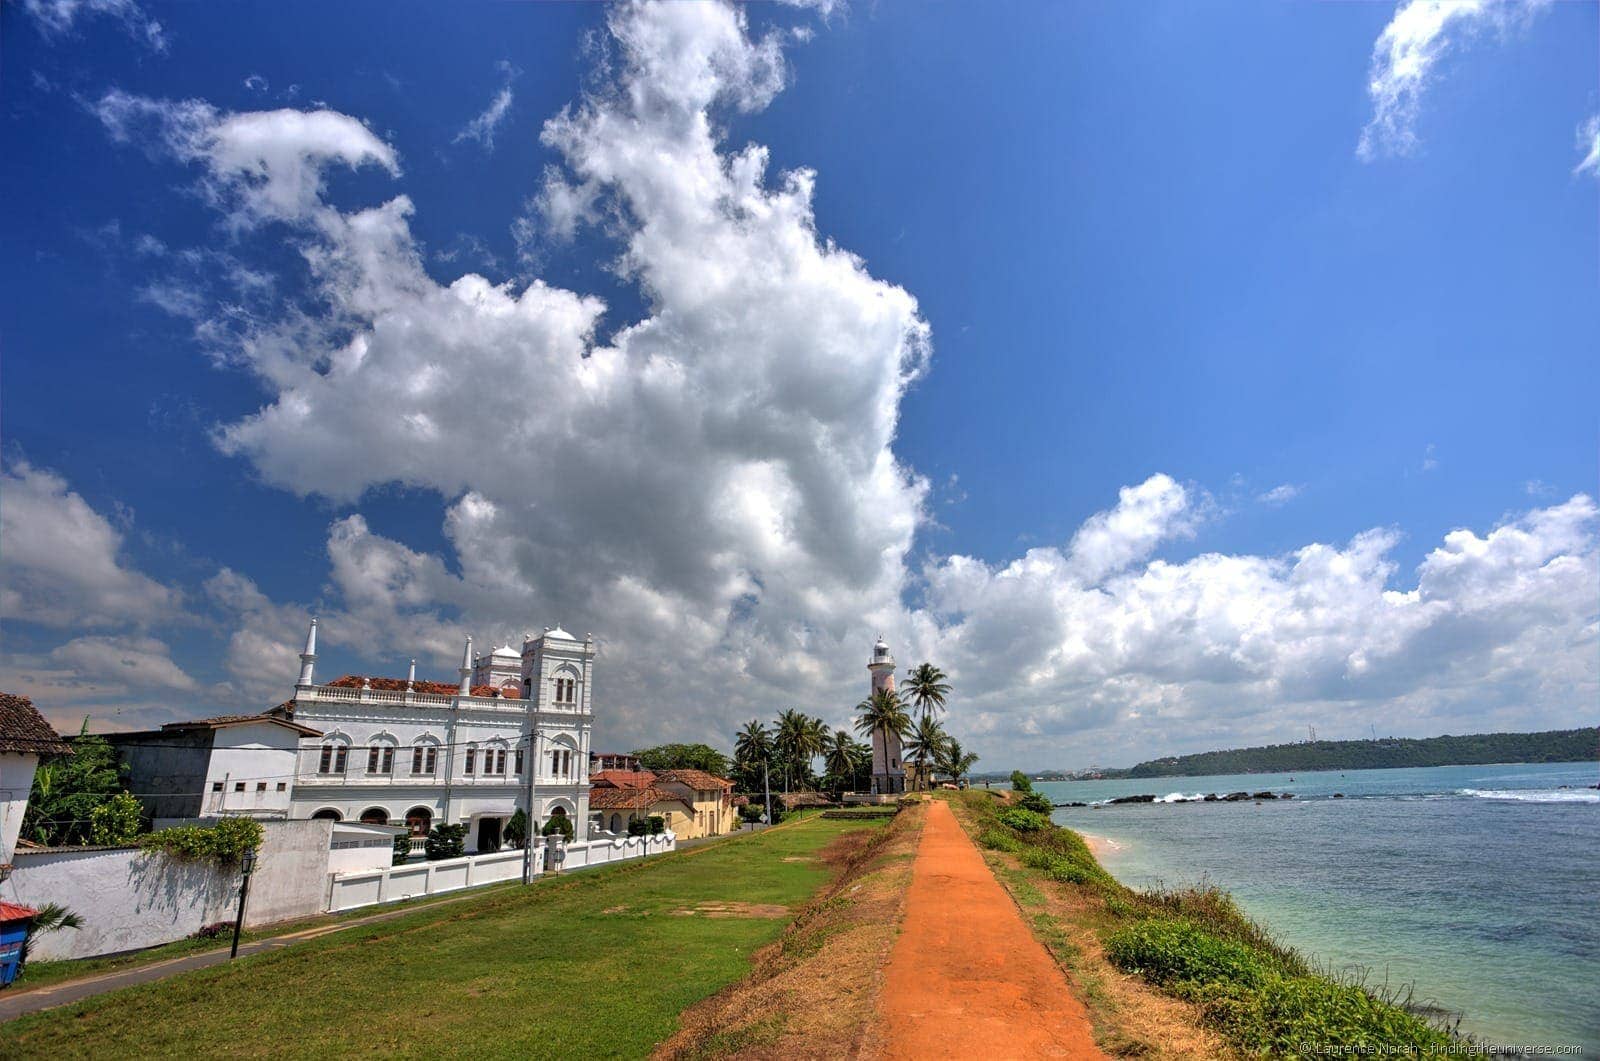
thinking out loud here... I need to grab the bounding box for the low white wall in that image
[7,847,240,960]
[328,848,538,912]
[247,819,335,928]
[325,832,676,913]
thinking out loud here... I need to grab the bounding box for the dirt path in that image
[877,800,1107,1059]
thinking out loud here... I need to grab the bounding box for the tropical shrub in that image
[505,809,528,848]
[541,814,575,841]
[997,807,1049,832]
[424,823,467,861]
[647,815,665,835]
[393,833,411,865]
[978,828,1021,852]
[1104,919,1273,990]
[89,792,143,845]
[24,730,128,847]
[627,818,649,836]
[138,816,263,864]
[17,904,82,974]
[1016,792,1054,816]
[1009,770,1033,794]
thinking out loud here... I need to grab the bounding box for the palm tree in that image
[903,662,951,724]
[18,903,82,973]
[774,709,819,792]
[940,738,979,787]
[823,728,858,792]
[904,715,947,791]
[854,688,911,792]
[735,719,772,767]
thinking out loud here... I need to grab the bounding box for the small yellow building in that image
[588,767,735,839]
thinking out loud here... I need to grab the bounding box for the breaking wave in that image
[1457,788,1600,804]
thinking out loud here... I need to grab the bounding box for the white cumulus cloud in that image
[75,1,1600,766]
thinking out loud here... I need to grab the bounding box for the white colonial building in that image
[274,619,595,853]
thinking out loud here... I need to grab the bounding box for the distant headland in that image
[981,728,1599,781]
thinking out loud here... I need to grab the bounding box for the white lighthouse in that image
[867,636,906,796]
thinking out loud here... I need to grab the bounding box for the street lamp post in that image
[229,847,258,960]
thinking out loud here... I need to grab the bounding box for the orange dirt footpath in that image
[876,800,1107,1059]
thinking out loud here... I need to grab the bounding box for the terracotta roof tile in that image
[653,768,734,791]
[587,785,692,811]
[0,902,38,922]
[324,675,522,699]
[0,693,72,757]
[591,769,656,789]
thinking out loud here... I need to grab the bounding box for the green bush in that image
[647,815,665,836]
[1188,973,1458,1058]
[1016,792,1054,816]
[393,833,412,866]
[1104,919,1274,990]
[89,792,143,846]
[627,818,649,836]
[505,809,528,848]
[1009,770,1033,794]
[424,823,466,861]
[138,816,262,864]
[978,828,1021,852]
[541,814,575,841]
[997,807,1049,832]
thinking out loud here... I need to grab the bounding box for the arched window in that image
[609,813,622,833]
[405,806,433,837]
[359,807,390,825]
[311,808,341,821]
[410,737,440,776]
[318,740,349,774]
[366,735,397,775]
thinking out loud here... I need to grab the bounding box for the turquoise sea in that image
[1034,762,1599,1054]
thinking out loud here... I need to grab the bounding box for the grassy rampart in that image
[957,791,1461,1059]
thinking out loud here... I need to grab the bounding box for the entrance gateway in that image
[477,816,502,852]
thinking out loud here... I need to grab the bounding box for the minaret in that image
[458,636,473,696]
[296,618,318,689]
[867,636,905,796]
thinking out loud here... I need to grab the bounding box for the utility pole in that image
[522,725,540,885]
[763,759,773,827]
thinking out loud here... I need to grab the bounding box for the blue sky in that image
[2,0,1595,767]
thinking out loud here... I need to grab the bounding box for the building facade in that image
[277,620,595,853]
[110,715,322,820]
[867,637,907,795]
[588,767,734,838]
[0,692,73,867]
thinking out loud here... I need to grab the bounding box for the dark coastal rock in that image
[1054,801,1089,808]
[1203,793,1219,801]
[1280,793,1294,799]
[1108,794,1158,804]
[1252,791,1277,799]
[1222,791,1251,801]
[1332,793,1345,798]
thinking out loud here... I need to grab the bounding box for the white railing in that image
[326,833,675,913]
[299,684,589,717]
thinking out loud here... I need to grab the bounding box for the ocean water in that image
[1033,762,1599,1053]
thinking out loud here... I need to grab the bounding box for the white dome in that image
[543,625,576,641]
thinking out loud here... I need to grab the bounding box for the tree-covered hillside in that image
[1105,728,1598,778]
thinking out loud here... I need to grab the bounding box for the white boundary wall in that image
[326,832,675,913]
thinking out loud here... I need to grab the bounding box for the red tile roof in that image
[654,769,734,791]
[588,785,692,812]
[0,902,38,922]
[324,675,522,699]
[0,693,72,757]
[590,769,656,789]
